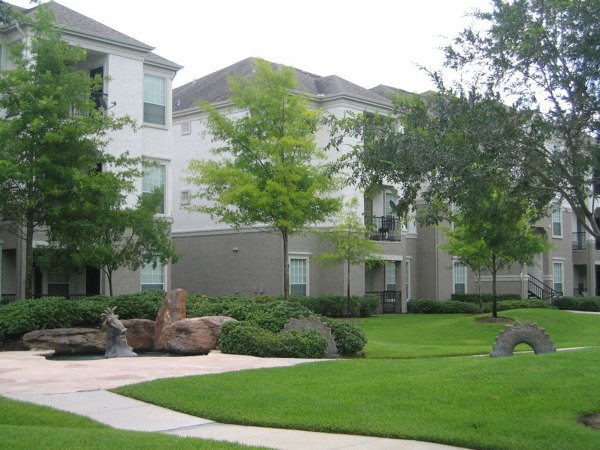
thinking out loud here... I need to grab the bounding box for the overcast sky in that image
[10,0,490,93]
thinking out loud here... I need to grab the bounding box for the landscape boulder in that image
[162,316,237,355]
[154,288,187,350]
[121,319,155,352]
[22,328,105,354]
[284,316,338,357]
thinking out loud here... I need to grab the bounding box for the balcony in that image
[367,216,401,242]
[572,232,586,250]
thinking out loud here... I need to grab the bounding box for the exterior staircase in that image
[528,273,562,301]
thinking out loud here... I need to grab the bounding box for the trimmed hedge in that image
[450,293,522,303]
[408,299,553,314]
[324,319,367,355]
[289,295,380,317]
[0,292,164,337]
[553,296,600,311]
[218,321,327,358]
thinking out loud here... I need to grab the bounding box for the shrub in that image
[482,300,553,312]
[289,295,379,317]
[408,300,479,314]
[275,329,327,358]
[324,319,367,355]
[219,321,326,358]
[0,291,165,337]
[450,293,521,303]
[554,296,600,311]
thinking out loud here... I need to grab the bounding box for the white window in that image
[142,164,166,214]
[141,262,165,292]
[453,261,467,294]
[385,263,396,291]
[553,261,564,295]
[180,190,191,206]
[47,268,69,296]
[181,120,191,135]
[290,258,308,296]
[144,74,166,125]
[405,260,411,301]
[552,203,562,237]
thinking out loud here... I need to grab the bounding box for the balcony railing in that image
[366,290,402,313]
[366,215,401,242]
[572,232,586,250]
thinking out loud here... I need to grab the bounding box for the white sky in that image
[10,0,490,93]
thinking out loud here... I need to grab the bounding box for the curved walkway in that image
[0,350,465,450]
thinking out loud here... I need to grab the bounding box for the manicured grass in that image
[0,396,263,449]
[358,309,600,358]
[116,348,600,450]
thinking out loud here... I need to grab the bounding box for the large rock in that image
[284,316,338,357]
[154,288,187,350]
[22,328,105,354]
[121,319,155,351]
[162,316,237,355]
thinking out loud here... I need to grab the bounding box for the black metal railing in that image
[366,216,401,242]
[528,274,561,301]
[91,92,109,110]
[367,290,402,313]
[572,232,586,250]
[573,286,587,296]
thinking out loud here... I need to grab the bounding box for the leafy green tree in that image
[439,184,550,318]
[40,177,178,297]
[186,59,341,298]
[444,0,600,238]
[317,198,383,311]
[0,5,133,298]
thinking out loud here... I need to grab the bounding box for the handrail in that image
[528,273,561,301]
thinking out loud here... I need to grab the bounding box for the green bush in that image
[275,329,327,358]
[481,300,553,312]
[408,300,479,314]
[450,293,522,303]
[553,296,600,311]
[219,321,326,358]
[0,292,165,337]
[324,319,367,355]
[290,295,379,317]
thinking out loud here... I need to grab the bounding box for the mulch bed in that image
[579,413,600,429]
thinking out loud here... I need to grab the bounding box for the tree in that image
[316,198,383,312]
[0,5,133,298]
[444,0,600,238]
[186,59,341,298]
[40,176,178,297]
[439,183,550,318]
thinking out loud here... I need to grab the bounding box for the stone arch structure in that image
[490,322,556,357]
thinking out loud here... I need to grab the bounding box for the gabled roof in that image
[370,84,416,101]
[12,1,181,70]
[173,57,394,113]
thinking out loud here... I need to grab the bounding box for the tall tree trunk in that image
[491,255,498,318]
[107,270,114,297]
[23,217,35,300]
[282,229,289,299]
[346,260,351,316]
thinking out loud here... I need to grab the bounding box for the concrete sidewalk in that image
[1,350,465,449]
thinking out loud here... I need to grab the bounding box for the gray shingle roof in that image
[173,57,394,113]
[14,1,181,69]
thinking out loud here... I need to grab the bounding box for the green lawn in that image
[0,396,264,450]
[115,309,600,450]
[358,309,600,358]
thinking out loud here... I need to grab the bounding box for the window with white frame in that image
[553,261,564,295]
[385,263,396,291]
[453,260,467,294]
[552,203,562,237]
[290,258,308,296]
[142,163,166,214]
[180,190,191,206]
[144,74,166,125]
[141,262,165,291]
[181,120,191,135]
[47,268,69,296]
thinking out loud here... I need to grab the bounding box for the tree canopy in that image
[445,0,600,237]
[0,4,134,298]
[186,59,341,298]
